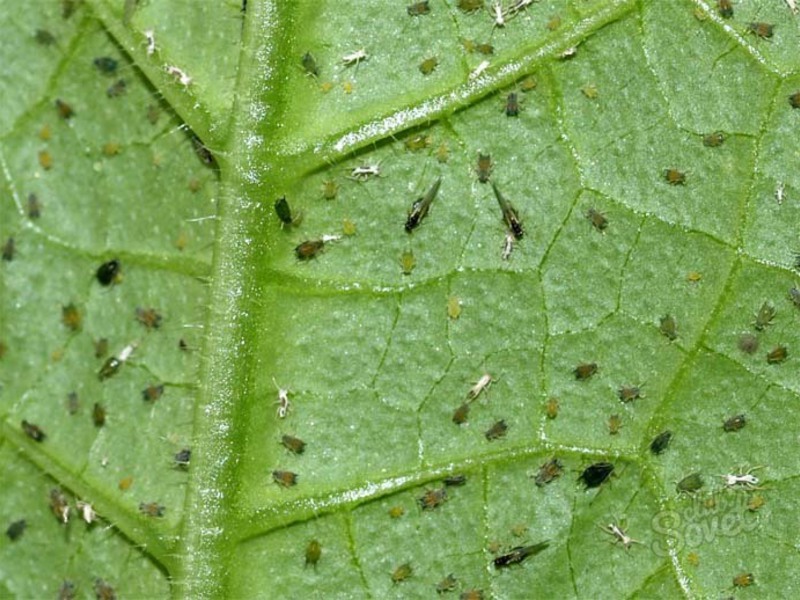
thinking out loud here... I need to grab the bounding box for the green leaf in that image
[2,0,800,598]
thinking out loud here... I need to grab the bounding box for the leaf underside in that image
[2,0,800,598]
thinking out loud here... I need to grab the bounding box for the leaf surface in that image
[2,0,800,598]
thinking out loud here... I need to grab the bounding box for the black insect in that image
[55,99,74,119]
[6,519,26,541]
[491,182,523,239]
[274,195,294,224]
[2,237,13,261]
[22,420,46,442]
[405,177,442,232]
[579,462,613,488]
[174,448,191,468]
[301,52,319,77]
[649,430,672,455]
[505,92,520,117]
[444,474,467,486]
[717,0,733,18]
[93,403,106,427]
[27,193,41,219]
[493,541,549,568]
[190,135,217,167]
[35,29,57,45]
[791,92,800,109]
[96,259,121,286]
[93,57,118,74]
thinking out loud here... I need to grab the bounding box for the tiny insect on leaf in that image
[392,563,413,583]
[476,153,493,183]
[586,208,607,231]
[579,462,614,488]
[457,0,483,12]
[607,414,622,435]
[436,573,457,593]
[174,448,191,468]
[703,131,725,147]
[22,420,46,442]
[27,194,41,218]
[573,362,598,380]
[135,307,163,329]
[485,419,508,440]
[142,384,165,402]
[96,259,121,286]
[305,539,322,567]
[491,182,524,239]
[766,345,787,364]
[505,92,519,116]
[274,196,295,225]
[664,168,686,185]
[139,502,165,517]
[418,487,447,510]
[273,470,298,488]
[723,414,746,432]
[617,385,642,403]
[281,434,306,454]
[676,472,703,494]
[452,402,470,424]
[649,430,672,455]
[738,333,759,354]
[493,541,549,568]
[2,237,14,261]
[747,22,773,38]
[443,474,467,486]
[93,56,118,74]
[717,0,733,18]
[407,1,431,16]
[295,239,325,260]
[544,397,559,419]
[535,457,563,487]
[753,301,775,331]
[92,403,106,427]
[733,573,754,588]
[659,315,678,340]
[405,177,442,232]
[6,519,26,541]
[301,52,319,77]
